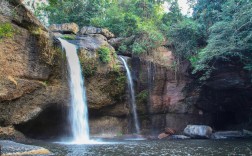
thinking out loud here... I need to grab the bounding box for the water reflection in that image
[33,139,252,156]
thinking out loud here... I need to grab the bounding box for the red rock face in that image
[132,55,194,115]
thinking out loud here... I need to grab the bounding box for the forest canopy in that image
[36,0,252,80]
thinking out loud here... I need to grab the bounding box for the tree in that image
[192,0,252,79]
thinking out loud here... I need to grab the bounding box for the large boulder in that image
[183,125,213,138]
[49,23,79,34]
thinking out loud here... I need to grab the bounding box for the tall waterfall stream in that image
[119,56,140,134]
[58,38,90,144]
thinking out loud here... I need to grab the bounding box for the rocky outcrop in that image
[80,26,115,39]
[49,23,79,34]
[89,116,128,137]
[183,125,212,138]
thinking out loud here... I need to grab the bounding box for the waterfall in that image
[58,38,90,144]
[119,56,140,134]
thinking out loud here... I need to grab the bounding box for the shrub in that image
[97,46,111,63]
[132,21,165,55]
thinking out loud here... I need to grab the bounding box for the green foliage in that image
[192,0,252,79]
[132,21,165,54]
[162,0,183,26]
[167,18,203,59]
[97,46,111,63]
[136,90,149,104]
[37,0,170,55]
[0,22,15,39]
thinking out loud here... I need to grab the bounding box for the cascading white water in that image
[119,56,140,134]
[58,38,90,144]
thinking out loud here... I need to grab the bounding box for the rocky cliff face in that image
[128,48,211,134]
[130,50,252,134]
[0,0,68,140]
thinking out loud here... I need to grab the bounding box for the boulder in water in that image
[183,125,212,138]
[49,23,79,34]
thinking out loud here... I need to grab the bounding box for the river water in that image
[31,139,252,156]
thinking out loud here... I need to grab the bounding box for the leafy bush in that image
[132,21,165,55]
[167,18,204,60]
[97,46,111,63]
[0,22,15,39]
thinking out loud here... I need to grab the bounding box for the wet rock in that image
[49,23,79,34]
[89,116,128,137]
[0,140,51,155]
[169,135,190,139]
[158,133,170,139]
[242,129,252,137]
[211,130,252,139]
[165,128,176,135]
[184,125,212,138]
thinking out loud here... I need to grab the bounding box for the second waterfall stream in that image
[119,56,140,134]
[58,38,90,144]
